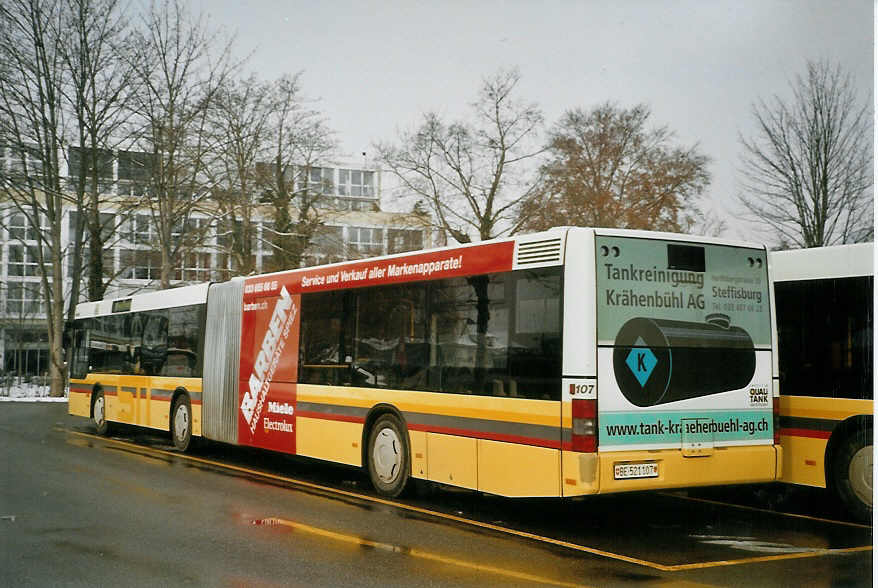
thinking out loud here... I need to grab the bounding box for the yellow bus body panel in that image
[409,430,428,478]
[779,395,873,488]
[427,433,478,489]
[296,384,561,495]
[296,417,362,466]
[781,435,829,488]
[594,445,780,494]
[68,387,92,418]
[477,439,560,497]
[69,374,202,437]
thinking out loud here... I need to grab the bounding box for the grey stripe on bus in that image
[780,415,837,431]
[403,411,560,443]
[121,386,137,394]
[297,401,368,419]
[147,389,202,401]
[296,401,560,443]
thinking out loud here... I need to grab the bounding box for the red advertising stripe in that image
[243,240,515,299]
[406,422,561,450]
[780,428,832,440]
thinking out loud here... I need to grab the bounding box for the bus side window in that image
[70,319,91,379]
[141,310,168,376]
[300,291,352,386]
[125,313,144,375]
[164,305,203,378]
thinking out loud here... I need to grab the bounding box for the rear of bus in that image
[561,228,780,496]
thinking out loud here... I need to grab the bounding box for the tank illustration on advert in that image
[612,313,756,407]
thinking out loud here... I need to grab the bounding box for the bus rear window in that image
[667,243,705,272]
[596,236,771,349]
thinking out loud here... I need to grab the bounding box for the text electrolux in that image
[712,285,762,304]
[604,263,704,288]
[263,417,293,433]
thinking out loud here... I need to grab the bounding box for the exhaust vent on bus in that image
[514,237,563,268]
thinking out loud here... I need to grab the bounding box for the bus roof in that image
[75,282,210,319]
[769,242,874,282]
[73,227,771,316]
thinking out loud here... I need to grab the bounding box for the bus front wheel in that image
[832,426,873,522]
[92,390,109,436]
[171,395,193,452]
[366,414,410,498]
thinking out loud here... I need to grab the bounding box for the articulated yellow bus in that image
[68,227,781,498]
[771,243,873,521]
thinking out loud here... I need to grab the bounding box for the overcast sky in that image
[193,0,873,240]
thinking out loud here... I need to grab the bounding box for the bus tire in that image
[366,414,410,498]
[92,389,109,436]
[171,395,193,452]
[832,426,872,522]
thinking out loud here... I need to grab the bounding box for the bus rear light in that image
[773,395,780,445]
[571,398,597,453]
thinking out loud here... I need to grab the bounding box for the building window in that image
[338,169,375,198]
[178,252,211,282]
[5,281,43,315]
[120,250,161,281]
[7,245,48,277]
[308,167,334,195]
[388,229,424,254]
[117,150,153,196]
[120,214,155,245]
[4,145,43,177]
[348,227,383,257]
[67,146,114,193]
[7,212,46,242]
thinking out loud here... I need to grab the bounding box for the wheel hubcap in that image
[849,444,873,507]
[175,405,189,442]
[94,396,104,426]
[372,427,401,484]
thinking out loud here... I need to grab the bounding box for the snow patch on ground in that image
[0,381,66,402]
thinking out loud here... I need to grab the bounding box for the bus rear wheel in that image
[832,427,872,522]
[92,390,109,436]
[367,414,410,498]
[171,395,193,452]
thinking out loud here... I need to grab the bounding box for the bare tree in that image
[377,68,543,244]
[739,61,873,247]
[208,74,273,276]
[127,0,235,288]
[208,73,336,276]
[61,0,138,304]
[518,103,711,234]
[0,0,69,395]
[260,74,336,271]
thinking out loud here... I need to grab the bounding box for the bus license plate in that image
[614,462,658,480]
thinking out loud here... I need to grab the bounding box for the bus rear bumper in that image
[563,444,782,497]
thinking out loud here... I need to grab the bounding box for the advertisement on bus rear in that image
[595,236,773,450]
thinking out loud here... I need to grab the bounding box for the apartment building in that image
[0,146,431,376]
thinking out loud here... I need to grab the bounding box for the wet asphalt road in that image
[0,403,872,587]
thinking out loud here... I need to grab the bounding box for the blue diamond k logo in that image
[626,337,657,388]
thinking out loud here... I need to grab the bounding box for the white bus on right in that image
[770,242,873,521]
